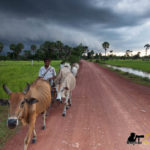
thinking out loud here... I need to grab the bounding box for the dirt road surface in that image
[2,60,150,150]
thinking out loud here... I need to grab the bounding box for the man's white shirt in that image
[39,66,56,80]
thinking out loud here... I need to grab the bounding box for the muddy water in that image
[107,65,150,79]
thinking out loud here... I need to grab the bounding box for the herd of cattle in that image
[0,62,80,150]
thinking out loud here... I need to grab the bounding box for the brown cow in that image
[2,78,51,150]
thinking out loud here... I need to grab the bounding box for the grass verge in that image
[102,64,150,87]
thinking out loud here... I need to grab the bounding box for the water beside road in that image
[107,65,150,79]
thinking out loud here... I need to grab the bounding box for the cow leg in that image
[62,92,69,117]
[42,111,46,130]
[56,84,64,103]
[68,92,72,107]
[56,91,62,102]
[32,128,37,144]
[24,116,36,150]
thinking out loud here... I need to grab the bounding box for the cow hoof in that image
[56,98,61,101]
[66,106,69,110]
[32,138,36,144]
[56,99,62,103]
[42,126,46,130]
[62,112,66,117]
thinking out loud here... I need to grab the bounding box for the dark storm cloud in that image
[0,0,141,28]
[0,0,150,53]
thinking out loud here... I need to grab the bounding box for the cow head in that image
[2,83,38,129]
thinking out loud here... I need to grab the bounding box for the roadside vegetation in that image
[104,65,150,87]
[98,59,150,73]
[85,41,150,86]
[0,41,87,64]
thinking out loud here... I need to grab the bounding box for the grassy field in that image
[0,60,61,149]
[101,59,150,73]
[94,59,150,87]
[104,66,150,87]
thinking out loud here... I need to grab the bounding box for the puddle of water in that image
[107,65,150,80]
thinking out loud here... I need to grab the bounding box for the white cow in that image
[54,66,76,116]
[71,63,80,77]
[73,63,80,70]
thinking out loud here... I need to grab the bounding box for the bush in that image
[95,59,100,63]
[68,55,80,64]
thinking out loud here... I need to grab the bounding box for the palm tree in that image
[109,50,113,56]
[125,50,130,57]
[31,44,37,55]
[16,43,24,56]
[10,44,16,51]
[10,43,16,59]
[0,42,4,54]
[91,50,94,58]
[144,44,150,56]
[10,43,24,59]
[137,51,141,56]
[102,42,110,56]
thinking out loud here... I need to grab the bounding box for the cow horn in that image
[3,84,12,95]
[23,83,30,94]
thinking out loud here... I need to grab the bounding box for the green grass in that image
[0,106,18,149]
[0,60,61,149]
[0,60,61,99]
[100,59,150,73]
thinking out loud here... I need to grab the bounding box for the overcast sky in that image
[0,0,150,54]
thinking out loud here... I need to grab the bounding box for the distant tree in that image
[95,53,99,59]
[64,45,72,60]
[109,50,113,56]
[31,44,37,55]
[10,44,16,51]
[125,50,131,57]
[133,51,141,59]
[0,42,4,54]
[40,41,54,58]
[56,41,64,59]
[130,50,133,56]
[16,43,24,58]
[137,51,141,56]
[9,43,16,59]
[102,42,110,56]
[35,49,44,60]
[24,50,32,59]
[9,43,24,59]
[91,50,94,58]
[144,44,150,56]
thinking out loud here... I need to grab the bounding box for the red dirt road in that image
[2,60,150,150]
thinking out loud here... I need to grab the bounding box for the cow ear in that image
[23,83,30,94]
[29,98,39,105]
[0,99,9,106]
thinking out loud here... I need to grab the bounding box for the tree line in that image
[0,41,88,64]
[0,41,150,62]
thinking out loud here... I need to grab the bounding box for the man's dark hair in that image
[44,57,51,62]
[61,61,65,64]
